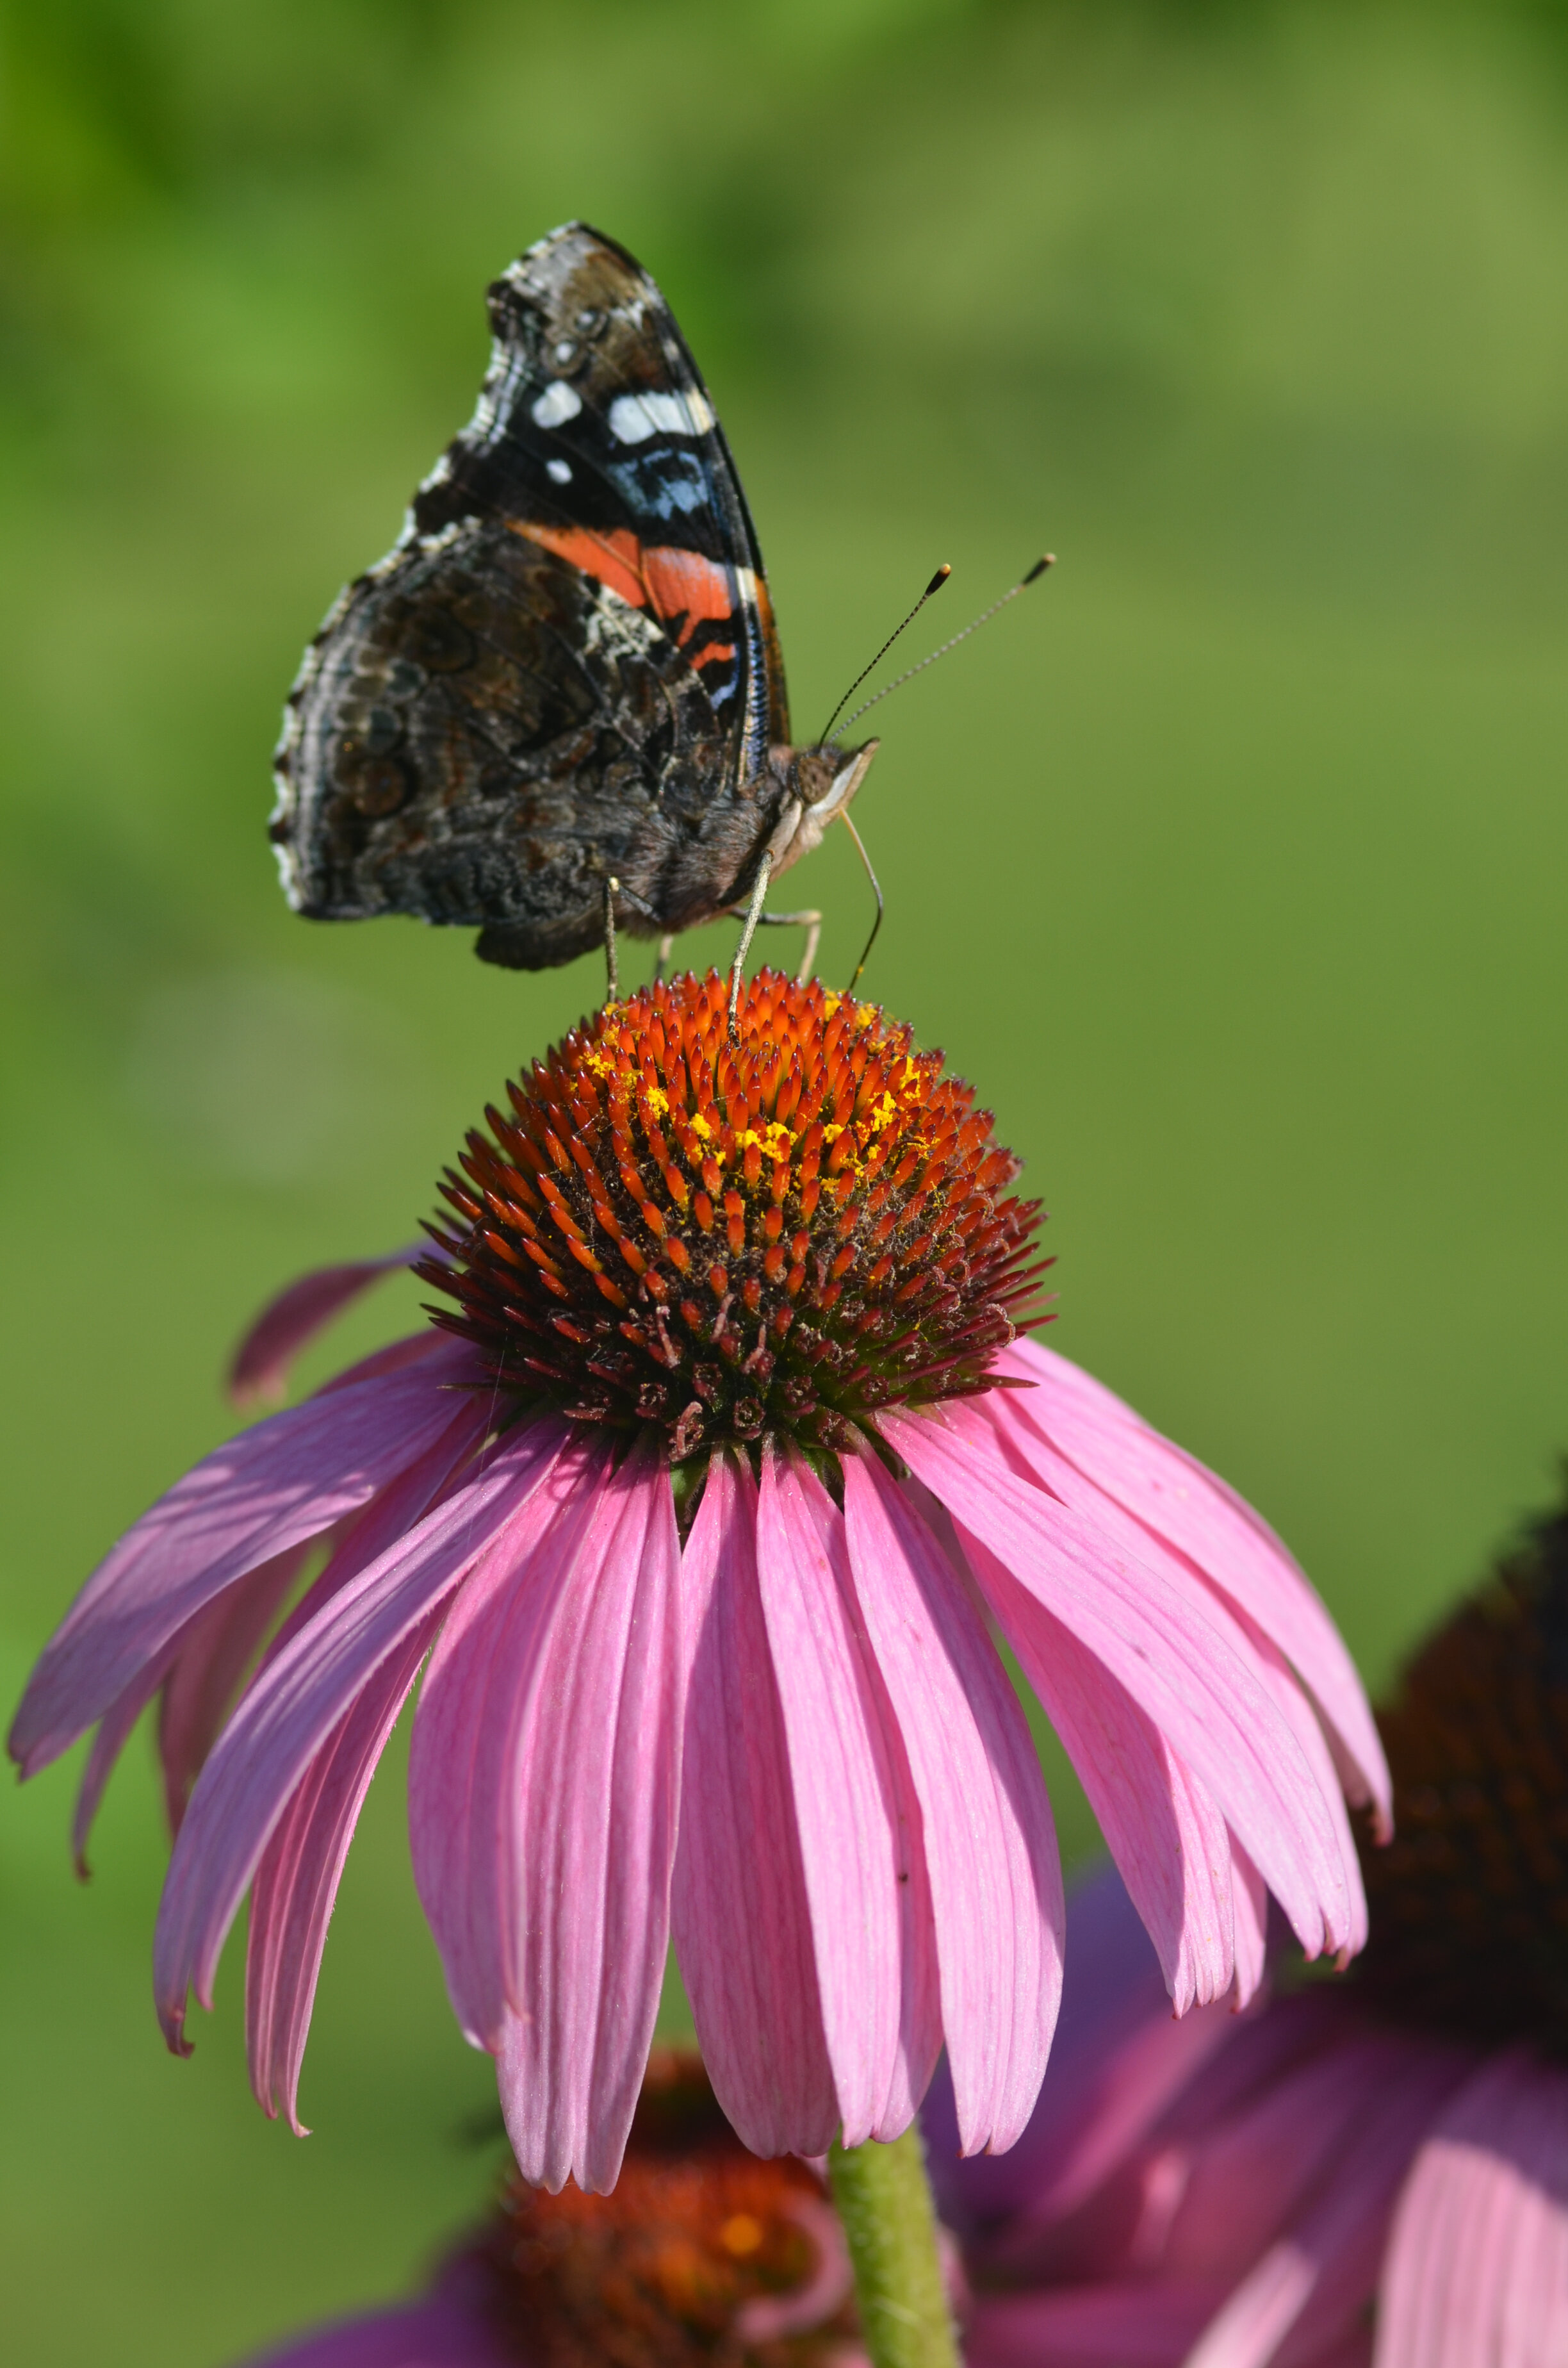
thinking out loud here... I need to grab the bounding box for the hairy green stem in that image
[827,2124,959,2368]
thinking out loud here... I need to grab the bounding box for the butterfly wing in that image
[272,222,792,969]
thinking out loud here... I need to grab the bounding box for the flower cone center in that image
[475,2052,854,2368]
[1357,1494,1568,2052]
[423,969,1049,1461]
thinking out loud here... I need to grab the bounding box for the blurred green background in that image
[3,0,1567,2358]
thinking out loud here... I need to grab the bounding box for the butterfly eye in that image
[796,750,845,806]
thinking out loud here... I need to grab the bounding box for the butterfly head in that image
[767,738,879,871]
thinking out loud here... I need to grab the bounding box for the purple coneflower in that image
[928,1481,1568,2367]
[245,2050,865,2368]
[10,969,1384,2194]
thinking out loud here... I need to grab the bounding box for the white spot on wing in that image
[546,457,573,484]
[607,389,714,444]
[532,380,582,429]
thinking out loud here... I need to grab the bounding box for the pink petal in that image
[413,1432,684,2194]
[159,1544,313,1832]
[241,2291,512,2367]
[1228,1837,1268,2011]
[70,1657,167,1879]
[840,1449,1064,2154]
[995,1337,1390,1835]
[960,1536,1239,2019]
[248,1401,489,1684]
[245,1607,443,2135]
[1164,2031,1456,2282]
[883,1406,1351,1967]
[935,1867,1234,2241]
[153,1417,567,2053]
[753,1444,942,2148]
[970,1392,1366,1960]
[967,2278,1226,2368]
[670,1449,838,2158]
[228,1247,429,1407]
[72,1540,317,1874]
[10,1344,480,1779]
[1181,2037,1466,2368]
[407,1438,603,2050]
[1377,2051,1568,2368]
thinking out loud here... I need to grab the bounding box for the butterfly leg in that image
[603,877,621,1003]
[728,850,773,1038]
[840,811,884,993]
[653,933,676,986]
[735,907,822,983]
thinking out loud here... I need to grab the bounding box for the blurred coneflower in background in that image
[930,1472,1568,2367]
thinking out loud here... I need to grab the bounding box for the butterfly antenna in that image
[831,555,1054,741]
[818,564,951,743]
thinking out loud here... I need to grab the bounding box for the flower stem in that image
[826,2125,958,2368]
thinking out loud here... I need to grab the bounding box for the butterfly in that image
[270,221,879,976]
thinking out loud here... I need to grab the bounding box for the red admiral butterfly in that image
[270,222,881,980]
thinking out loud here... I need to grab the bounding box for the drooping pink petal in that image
[414,1431,685,2194]
[1376,2051,1568,2368]
[964,1391,1366,1961]
[1163,2031,1450,2284]
[967,2277,1227,2368]
[930,1868,1239,2247]
[494,1435,684,2196]
[153,1415,568,2054]
[71,1657,167,1878]
[159,1543,314,1833]
[10,1343,480,1779]
[249,1401,490,1685]
[228,1247,429,1407]
[72,1538,318,1875]
[883,1404,1351,1966]
[408,1435,606,2050]
[671,1449,838,2160]
[959,1530,1241,2020]
[245,1602,445,2135]
[840,1449,1064,2154]
[752,1444,942,2149]
[241,2287,512,2368]
[1180,2035,1468,2368]
[994,1337,1391,1835]
[956,1408,1241,2010]
[1227,1836,1268,2011]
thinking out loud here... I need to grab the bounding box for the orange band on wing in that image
[510,522,737,644]
[641,547,738,643]
[510,522,649,608]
